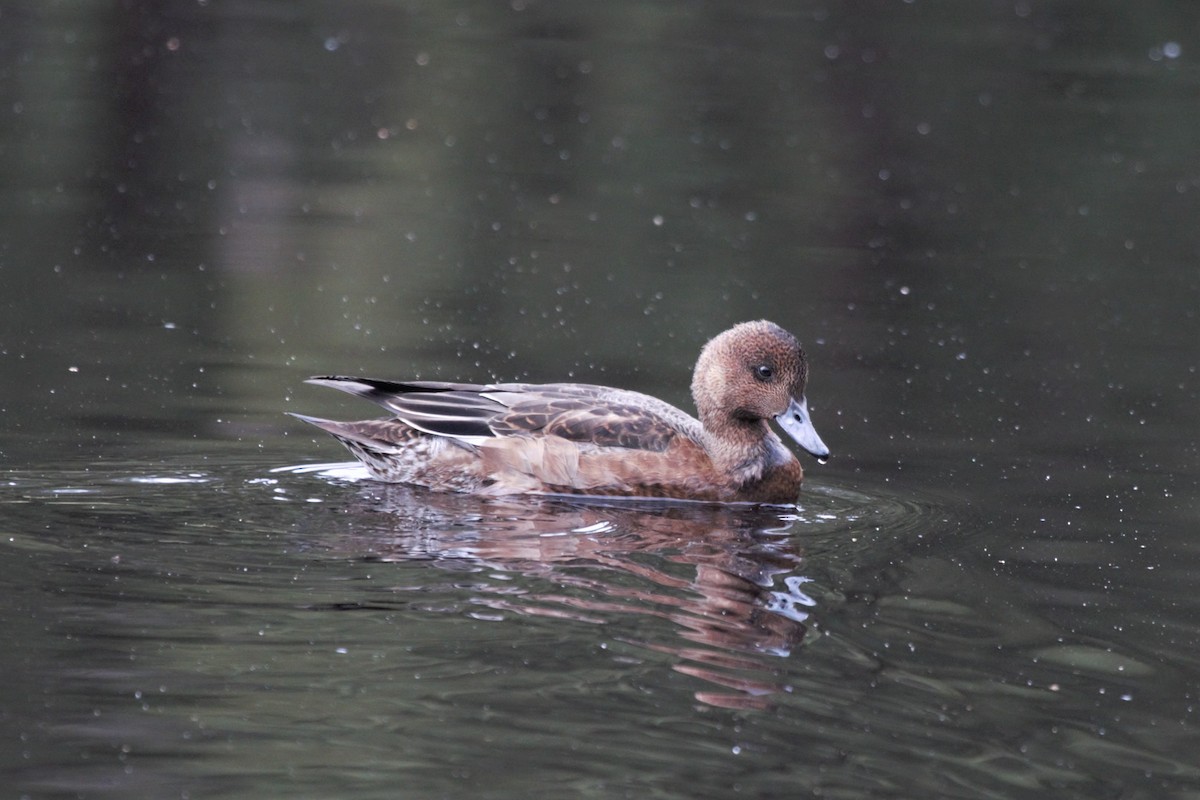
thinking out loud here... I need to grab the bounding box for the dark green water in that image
[2,2,1199,797]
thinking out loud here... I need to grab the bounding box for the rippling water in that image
[5,457,1196,797]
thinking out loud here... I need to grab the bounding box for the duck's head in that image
[691,320,829,460]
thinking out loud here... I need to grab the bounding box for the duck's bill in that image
[775,396,830,460]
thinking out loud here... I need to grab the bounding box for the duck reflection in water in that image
[316,484,822,710]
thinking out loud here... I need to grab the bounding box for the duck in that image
[290,320,829,504]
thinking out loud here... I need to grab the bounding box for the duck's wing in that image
[483,385,691,452]
[304,377,505,444]
[305,377,695,452]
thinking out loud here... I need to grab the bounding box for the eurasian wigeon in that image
[291,320,829,504]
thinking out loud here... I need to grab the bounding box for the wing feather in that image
[305,377,696,451]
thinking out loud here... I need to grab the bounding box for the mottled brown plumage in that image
[291,320,829,504]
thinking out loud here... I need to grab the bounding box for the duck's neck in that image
[701,414,785,486]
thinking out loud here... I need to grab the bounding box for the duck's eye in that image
[754,364,775,381]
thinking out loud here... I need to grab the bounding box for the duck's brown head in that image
[691,320,829,460]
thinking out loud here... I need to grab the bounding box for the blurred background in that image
[2,0,1194,489]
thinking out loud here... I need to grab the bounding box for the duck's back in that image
[320,378,703,451]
